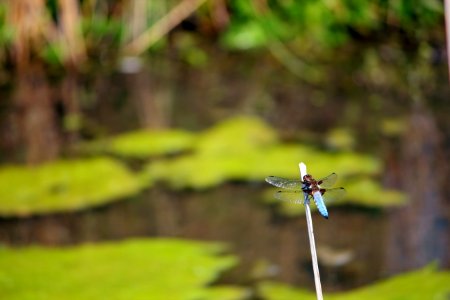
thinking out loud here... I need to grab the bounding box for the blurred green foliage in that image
[0,157,143,217]
[174,32,210,67]
[0,238,245,300]
[40,42,65,67]
[222,0,443,51]
[380,117,407,137]
[258,264,450,300]
[82,14,124,64]
[325,128,356,151]
[0,0,443,68]
[0,4,12,46]
[82,16,124,45]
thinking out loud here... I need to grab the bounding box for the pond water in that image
[0,181,445,292]
[0,45,448,295]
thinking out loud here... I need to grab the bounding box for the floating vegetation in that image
[0,116,406,217]
[142,116,381,189]
[0,157,144,217]
[140,116,404,210]
[0,238,245,300]
[195,116,279,155]
[258,265,450,300]
[88,129,196,159]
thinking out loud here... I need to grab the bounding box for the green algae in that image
[89,129,196,159]
[143,144,312,190]
[137,116,405,210]
[343,178,406,206]
[258,265,450,300]
[0,116,406,217]
[98,116,277,159]
[0,238,246,300]
[144,145,382,190]
[195,116,279,155]
[0,157,144,217]
[109,129,196,158]
[139,116,402,210]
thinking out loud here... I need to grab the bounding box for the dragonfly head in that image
[303,174,313,182]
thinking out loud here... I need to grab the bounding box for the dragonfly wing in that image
[313,191,329,219]
[265,176,303,190]
[318,173,338,189]
[274,191,307,204]
[321,187,346,204]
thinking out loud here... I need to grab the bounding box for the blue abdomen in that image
[313,192,329,219]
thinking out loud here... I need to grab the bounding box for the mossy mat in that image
[0,238,245,300]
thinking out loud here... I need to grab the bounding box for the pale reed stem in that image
[299,162,323,300]
[445,0,450,81]
[123,0,207,56]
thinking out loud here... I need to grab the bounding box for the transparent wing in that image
[321,187,346,204]
[274,191,309,204]
[317,173,338,188]
[265,176,303,190]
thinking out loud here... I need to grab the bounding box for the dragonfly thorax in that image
[302,174,320,195]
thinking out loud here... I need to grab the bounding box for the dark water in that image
[0,182,433,292]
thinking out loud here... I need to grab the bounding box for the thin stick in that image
[445,0,450,81]
[299,162,323,300]
[123,0,208,56]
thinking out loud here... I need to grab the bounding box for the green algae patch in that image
[0,238,245,300]
[110,129,196,158]
[141,116,285,189]
[344,178,406,206]
[195,116,278,155]
[89,129,196,159]
[143,145,313,190]
[0,157,144,217]
[144,141,399,211]
[194,286,250,300]
[140,116,404,209]
[77,115,403,210]
[143,139,380,192]
[258,265,450,300]
[86,116,276,160]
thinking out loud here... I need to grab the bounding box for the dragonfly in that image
[265,173,345,219]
